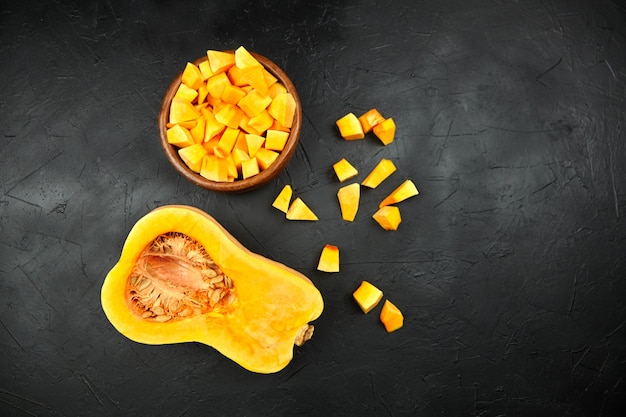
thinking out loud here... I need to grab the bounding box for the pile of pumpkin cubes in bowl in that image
[165,46,297,182]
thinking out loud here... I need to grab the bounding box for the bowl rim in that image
[158,50,302,193]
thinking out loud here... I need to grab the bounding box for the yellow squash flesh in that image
[101,205,324,374]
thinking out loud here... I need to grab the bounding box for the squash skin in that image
[101,205,324,373]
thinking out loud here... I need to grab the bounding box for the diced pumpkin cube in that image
[214,102,244,129]
[190,116,206,143]
[239,112,263,135]
[237,89,272,117]
[226,154,238,179]
[372,117,396,145]
[255,147,279,170]
[202,136,220,155]
[268,118,290,132]
[265,129,289,152]
[337,183,360,222]
[268,82,287,99]
[232,148,250,170]
[333,158,359,182]
[245,134,265,157]
[272,184,293,213]
[361,159,396,189]
[169,97,200,124]
[235,46,262,69]
[206,72,232,99]
[181,62,203,90]
[262,68,278,88]
[227,65,248,87]
[221,84,247,105]
[358,108,386,133]
[317,244,339,273]
[380,300,403,332]
[233,131,249,153]
[241,157,260,179]
[286,198,318,221]
[200,154,228,182]
[207,50,235,74]
[174,83,199,102]
[379,179,419,208]
[372,206,401,230]
[336,113,364,140]
[178,144,208,173]
[198,60,214,80]
[215,127,240,158]
[353,281,383,314]
[197,83,209,105]
[202,110,226,142]
[247,109,274,135]
[242,66,269,96]
[167,124,195,148]
[268,92,296,128]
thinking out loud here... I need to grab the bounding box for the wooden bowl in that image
[158,51,302,193]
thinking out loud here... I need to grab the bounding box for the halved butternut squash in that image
[101,206,324,374]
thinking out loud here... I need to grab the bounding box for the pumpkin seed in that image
[125,232,237,322]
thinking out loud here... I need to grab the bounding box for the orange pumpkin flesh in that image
[101,205,324,374]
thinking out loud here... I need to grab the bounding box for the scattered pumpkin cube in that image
[336,113,364,140]
[353,281,383,314]
[181,62,203,90]
[241,157,260,179]
[372,117,396,145]
[358,108,386,133]
[337,183,360,222]
[255,147,280,170]
[272,184,293,213]
[178,144,208,173]
[361,159,397,188]
[379,179,419,208]
[268,92,296,128]
[265,129,289,152]
[169,97,200,125]
[286,198,318,221]
[207,50,235,74]
[380,300,403,332]
[317,244,340,273]
[333,158,359,182]
[167,124,195,148]
[372,206,401,230]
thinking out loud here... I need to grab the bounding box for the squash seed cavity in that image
[126,232,235,321]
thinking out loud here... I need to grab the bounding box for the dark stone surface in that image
[1,0,625,415]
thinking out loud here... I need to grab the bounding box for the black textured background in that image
[1,1,625,416]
